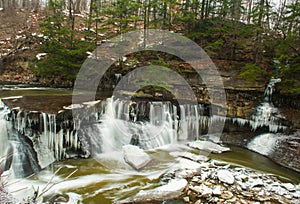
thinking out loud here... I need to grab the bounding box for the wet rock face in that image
[270,131,300,173]
[225,89,261,119]
[273,93,300,110]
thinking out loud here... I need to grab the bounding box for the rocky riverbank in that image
[120,151,300,204]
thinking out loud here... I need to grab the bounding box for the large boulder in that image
[123,145,152,170]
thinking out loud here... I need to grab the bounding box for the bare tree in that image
[74,0,81,13]
[32,0,40,11]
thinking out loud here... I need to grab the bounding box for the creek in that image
[0,81,299,203]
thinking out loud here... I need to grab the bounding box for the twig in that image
[40,167,63,194]
[5,173,35,187]
[37,168,78,199]
[9,186,28,194]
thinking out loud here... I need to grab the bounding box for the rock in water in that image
[122,145,152,170]
[217,170,235,184]
[170,151,210,162]
[126,179,188,203]
[188,140,230,153]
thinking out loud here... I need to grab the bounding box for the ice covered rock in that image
[213,185,222,195]
[190,185,202,194]
[177,169,198,179]
[217,169,235,184]
[221,191,233,199]
[170,151,210,162]
[188,140,230,153]
[176,158,202,170]
[128,179,188,202]
[250,178,264,188]
[282,183,295,192]
[123,145,152,170]
[201,185,213,196]
[201,171,210,181]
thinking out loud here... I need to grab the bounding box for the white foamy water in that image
[247,133,278,156]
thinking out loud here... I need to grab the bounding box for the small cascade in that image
[250,78,286,132]
[247,133,278,156]
[0,100,41,178]
[264,78,281,101]
[247,78,290,157]
[115,73,122,82]
[0,100,11,160]
[9,136,41,178]
[178,104,200,141]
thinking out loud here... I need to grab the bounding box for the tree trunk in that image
[88,0,95,31]
[258,0,265,26]
[201,0,206,20]
[75,0,81,13]
[247,0,252,24]
[32,0,40,12]
[275,0,286,31]
[265,0,270,29]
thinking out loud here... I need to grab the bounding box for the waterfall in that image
[178,104,200,141]
[0,100,10,160]
[247,133,278,156]
[264,78,281,101]
[87,98,180,153]
[0,76,289,178]
[250,78,286,132]
[247,78,288,156]
[0,100,85,177]
[0,100,42,178]
[9,109,81,168]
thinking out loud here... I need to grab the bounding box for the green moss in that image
[149,59,169,67]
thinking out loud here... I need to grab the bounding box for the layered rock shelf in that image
[121,155,300,204]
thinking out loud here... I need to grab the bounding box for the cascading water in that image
[0,100,41,178]
[86,98,180,153]
[0,100,10,160]
[250,78,285,132]
[0,77,290,178]
[247,78,286,155]
[247,133,278,156]
[0,98,86,177]
[2,97,205,177]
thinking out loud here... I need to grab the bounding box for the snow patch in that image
[2,96,23,100]
[36,53,47,60]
